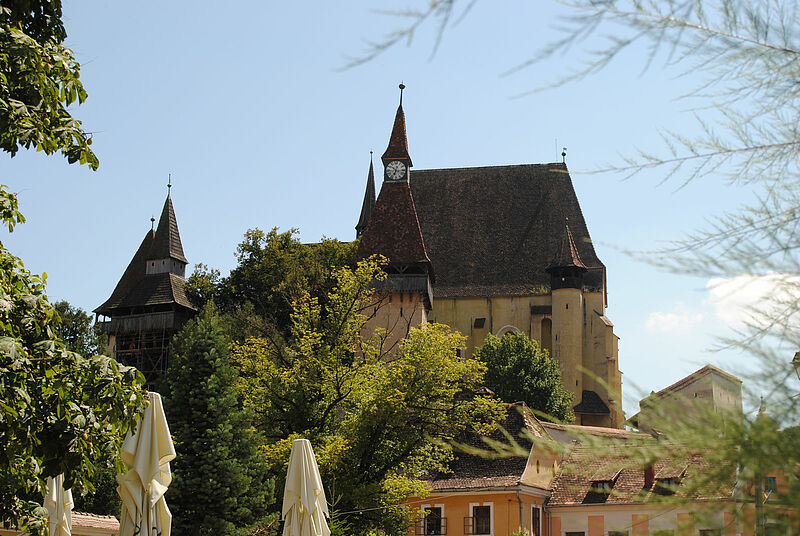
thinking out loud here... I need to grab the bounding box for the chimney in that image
[644,465,655,489]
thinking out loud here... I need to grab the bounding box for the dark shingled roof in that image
[409,163,604,298]
[356,181,430,267]
[549,440,734,505]
[149,195,187,263]
[355,156,376,238]
[548,223,587,271]
[426,403,549,491]
[381,104,412,166]
[95,195,194,316]
[94,230,155,315]
[573,390,611,415]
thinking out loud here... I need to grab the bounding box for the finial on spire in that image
[399,82,405,106]
[167,174,172,196]
[151,216,155,230]
[562,147,567,163]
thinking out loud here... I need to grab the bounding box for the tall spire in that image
[356,152,376,238]
[149,194,188,263]
[381,83,413,166]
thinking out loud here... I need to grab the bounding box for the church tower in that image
[94,187,197,387]
[546,223,587,405]
[355,84,433,352]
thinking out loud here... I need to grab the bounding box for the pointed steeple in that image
[546,222,587,290]
[356,152,376,238]
[148,193,188,263]
[381,83,413,167]
[548,222,587,271]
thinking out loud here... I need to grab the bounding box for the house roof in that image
[649,365,743,400]
[356,181,430,267]
[426,403,550,491]
[549,440,734,506]
[72,512,120,532]
[149,195,187,263]
[408,163,605,298]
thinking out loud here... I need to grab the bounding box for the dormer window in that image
[584,469,621,503]
[655,477,681,495]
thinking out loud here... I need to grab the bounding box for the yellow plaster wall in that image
[426,288,624,428]
[408,491,546,536]
[361,291,428,354]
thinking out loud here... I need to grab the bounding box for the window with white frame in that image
[466,502,493,535]
[531,505,541,536]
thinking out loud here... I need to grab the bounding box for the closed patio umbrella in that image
[282,439,330,536]
[117,392,176,536]
[45,474,73,536]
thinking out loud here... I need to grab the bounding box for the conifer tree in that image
[163,304,275,536]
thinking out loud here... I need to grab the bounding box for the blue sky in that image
[0,1,768,415]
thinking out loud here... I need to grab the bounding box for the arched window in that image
[496,325,521,337]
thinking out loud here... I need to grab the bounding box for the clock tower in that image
[381,83,413,182]
[355,84,433,353]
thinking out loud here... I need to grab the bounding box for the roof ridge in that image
[412,162,567,173]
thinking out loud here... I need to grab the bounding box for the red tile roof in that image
[381,104,412,165]
[356,181,430,267]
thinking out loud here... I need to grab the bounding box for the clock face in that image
[386,160,406,181]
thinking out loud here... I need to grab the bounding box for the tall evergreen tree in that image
[476,332,575,423]
[163,304,275,536]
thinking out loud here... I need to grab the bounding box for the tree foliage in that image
[0,186,145,535]
[231,258,506,536]
[52,300,105,357]
[163,303,276,536]
[476,332,574,423]
[185,228,356,340]
[0,0,98,168]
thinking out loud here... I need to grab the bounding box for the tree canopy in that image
[231,257,506,536]
[475,332,574,423]
[0,0,98,168]
[0,187,145,535]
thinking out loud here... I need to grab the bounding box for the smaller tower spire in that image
[355,152,377,238]
[547,221,587,290]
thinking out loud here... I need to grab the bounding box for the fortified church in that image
[355,85,623,428]
[96,85,624,428]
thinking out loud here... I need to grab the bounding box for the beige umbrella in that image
[45,474,73,536]
[117,392,176,536]
[282,439,330,536]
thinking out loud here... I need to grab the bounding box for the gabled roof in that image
[426,403,551,491]
[409,163,604,297]
[94,230,155,315]
[381,103,412,165]
[650,365,743,400]
[356,181,430,267]
[148,195,187,263]
[549,440,734,505]
[115,272,194,310]
[548,223,587,271]
[355,156,376,238]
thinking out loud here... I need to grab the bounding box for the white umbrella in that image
[117,392,176,536]
[282,439,330,536]
[45,474,73,536]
